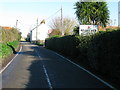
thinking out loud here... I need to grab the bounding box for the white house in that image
[30,21,50,42]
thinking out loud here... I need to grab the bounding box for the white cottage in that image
[30,21,49,42]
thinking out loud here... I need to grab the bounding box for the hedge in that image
[45,30,120,86]
[0,41,19,59]
[0,27,21,59]
[0,27,21,43]
[45,35,80,57]
[88,30,120,85]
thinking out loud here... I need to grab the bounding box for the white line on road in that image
[0,46,22,74]
[54,52,116,90]
[35,49,52,89]
[43,65,53,90]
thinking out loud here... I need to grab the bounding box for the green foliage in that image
[0,41,19,59]
[26,33,30,42]
[0,27,20,59]
[73,26,79,35]
[74,1,109,27]
[0,43,2,58]
[8,40,19,49]
[45,35,79,57]
[0,27,21,43]
[49,35,61,39]
[88,30,120,83]
[45,29,120,85]
[106,27,120,31]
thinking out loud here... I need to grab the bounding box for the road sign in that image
[79,25,98,36]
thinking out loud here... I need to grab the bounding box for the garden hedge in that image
[45,30,120,86]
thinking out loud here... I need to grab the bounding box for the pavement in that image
[2,42,114,89]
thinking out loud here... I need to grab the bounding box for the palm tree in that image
[74,1,109,27]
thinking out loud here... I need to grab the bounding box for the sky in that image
[0,0,119,37]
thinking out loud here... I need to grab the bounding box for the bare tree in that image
[49,17,77,36]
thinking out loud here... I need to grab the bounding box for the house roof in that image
[0,26,13,30]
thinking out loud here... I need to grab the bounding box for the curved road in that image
[2,42,113,89]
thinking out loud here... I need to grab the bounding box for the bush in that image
[88,30,120,83]
[45,35,79,57]
[0,43,2,58]
[45,30,120,86]
[76,35,93,66]
[0,41,19,59]
[0,27,21,43]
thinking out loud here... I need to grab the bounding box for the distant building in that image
[0,26,13,30]
[30,22,49,42]
[118,1,120,27]
[107,19,113,26]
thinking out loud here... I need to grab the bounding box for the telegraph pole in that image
[36,18,38,43]
[16,20,18,29]
[61,6,64,36]
[114,19,116,26]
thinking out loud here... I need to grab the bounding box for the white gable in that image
[30,23,49,41]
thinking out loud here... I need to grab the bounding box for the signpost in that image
[79,25,98,36]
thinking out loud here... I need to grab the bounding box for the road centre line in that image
[0,46,22,74]
[35,48,52,89]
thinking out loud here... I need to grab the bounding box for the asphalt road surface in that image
[2,42,113,89]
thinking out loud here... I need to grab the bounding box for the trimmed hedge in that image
[88,30,120,84]
[45,35,80,57]
[45,30,120,86]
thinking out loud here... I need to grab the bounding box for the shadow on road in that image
[25,60,49,88]
[7,44,17,54]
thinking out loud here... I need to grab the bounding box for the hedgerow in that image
[45,30,120,87]
[0,27,21,60]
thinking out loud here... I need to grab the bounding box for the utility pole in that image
[36,18,38,43]
[61,6,64,36]
[114,19,116,26]
[16,20,18,29]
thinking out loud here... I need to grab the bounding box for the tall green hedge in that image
[88,30,120,84]
[45,35,80,57]
[45,30,120,86]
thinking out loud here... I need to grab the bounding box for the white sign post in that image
[79,25,98,36]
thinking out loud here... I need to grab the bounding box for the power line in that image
[31,8,61,31]
[45,9,61,20]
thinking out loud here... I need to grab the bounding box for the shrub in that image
[0,27,21,43]
[0,41,19,59]
[45,30,120,86]
[45,35,79,57]
[88,30,120,84]
[77,35,93,66]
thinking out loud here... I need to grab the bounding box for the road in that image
[2,42,113,89]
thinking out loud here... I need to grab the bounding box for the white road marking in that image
[54,52,116,89]
[35,49,52,89]
[0,46,22,74]
[43,65,52,90]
